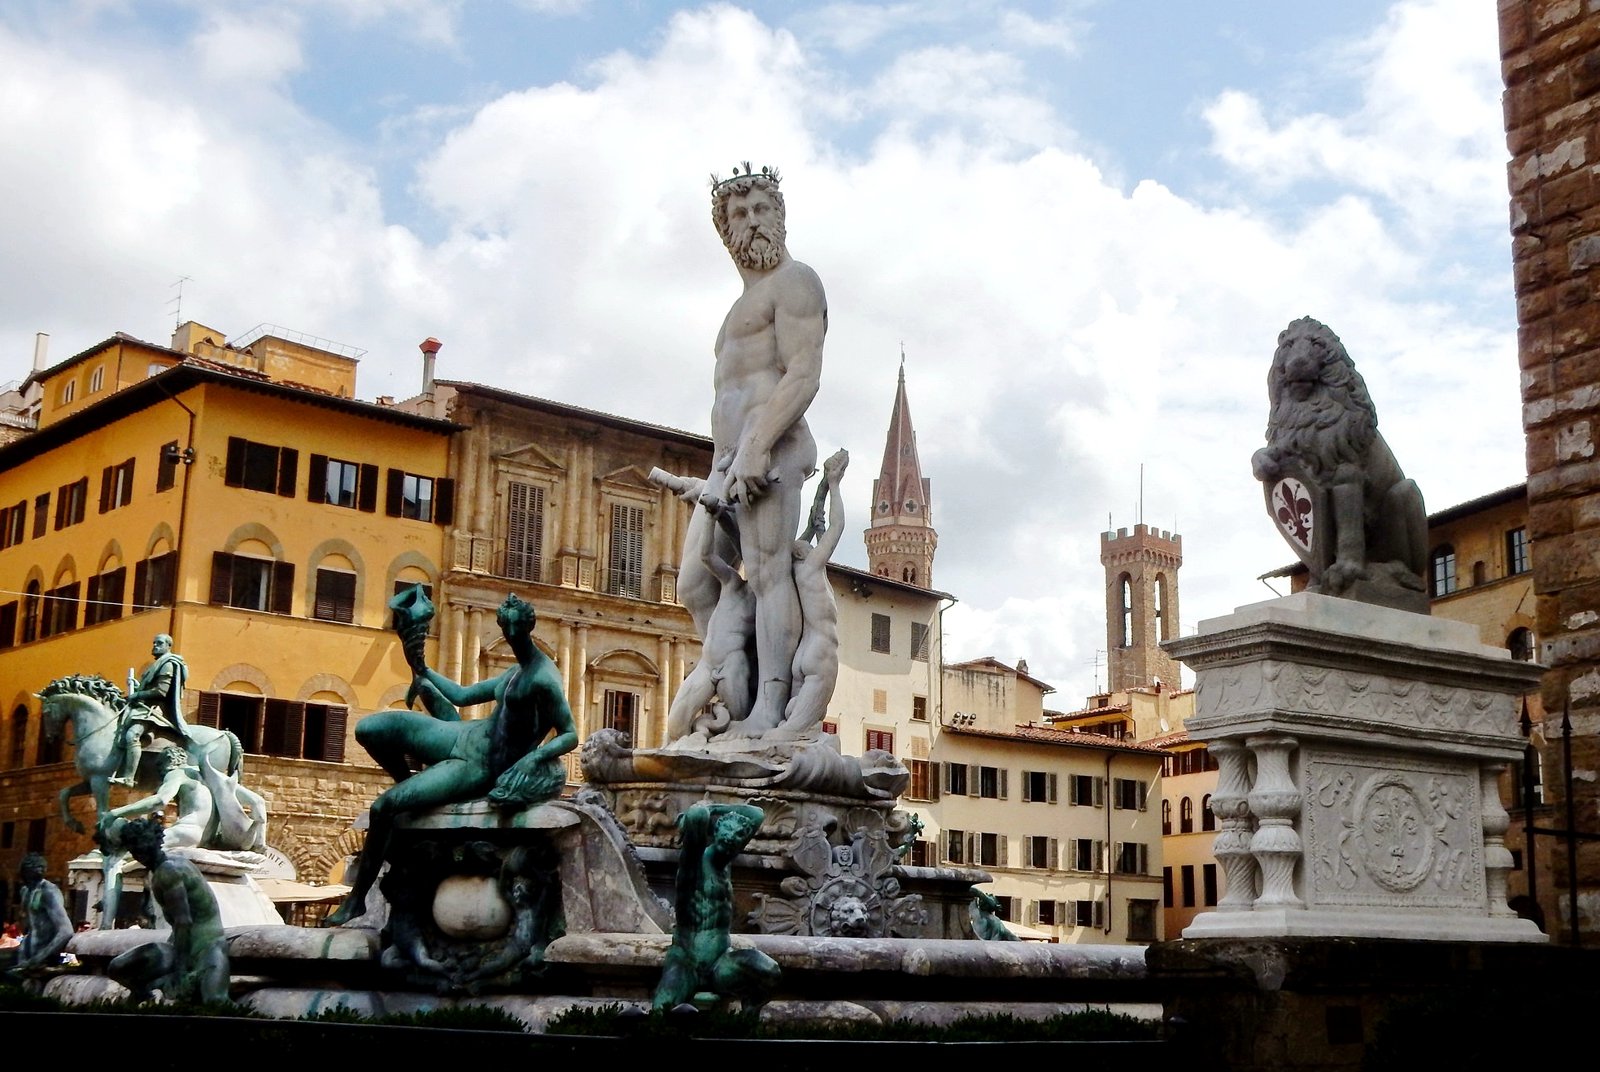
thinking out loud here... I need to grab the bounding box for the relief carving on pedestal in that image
[1305,754,1484,909]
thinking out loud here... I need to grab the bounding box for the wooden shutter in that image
[102,567,125,621]
[999,769,1009,800]
[385,468,404,516]
[54,486,66,529]
[435,479,455,527]
[1139,780,1149,811]
[322,706,347,763]
[307,455,328,503]
[262,698,296,756]
[1095,840,1106,872]
[358,463,379,512]
[1022,772,1032,803]
[271,561,295,615]
[225,437,246,486]
[196,692,221,728]
[1094,777,1105,807]
[1026,901,1039,925]
[276,448,298,497]
[98,467,113,513]
[120,459,134,506]
[998,834,1008,867]
[1048,838,1059,870]
[506,481,544,581]
[967,764,979,797]
[1048,773,1058,804]
[209,552,234,605]
[609,503,643,596]
[929,762,941,802]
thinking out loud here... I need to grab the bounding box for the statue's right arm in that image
[420,667,498,710]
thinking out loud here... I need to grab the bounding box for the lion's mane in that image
[1263,317,1378,482]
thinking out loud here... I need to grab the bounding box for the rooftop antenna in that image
[168,276,193,329]
[1091,649,1106,693]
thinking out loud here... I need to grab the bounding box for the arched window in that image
[1161,798,1172,835]
[21,581,40,643]
[89,365,105,393]
[1180,796,1195,834]
[1430,545,1457,597]
[1508,627,1536,662]
[1119,574,1133,647]
[1201,794,1216,831]
[8,706,26,769]
[902,564,917,584]
[1472,560,1487,586]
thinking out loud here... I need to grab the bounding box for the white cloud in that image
[0,0,1522,705]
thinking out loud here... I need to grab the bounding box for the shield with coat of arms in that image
[1262,459,1329,572]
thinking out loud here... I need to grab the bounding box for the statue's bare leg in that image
[732,448,812,735]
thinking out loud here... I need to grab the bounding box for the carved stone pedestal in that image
[68,847,281,928]
[1166,592,1545,943]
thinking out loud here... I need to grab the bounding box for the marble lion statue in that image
[1250,316,1429,613]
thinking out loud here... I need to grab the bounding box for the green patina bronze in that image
[103,815,231,1004]
[324,586,578,928]
[653,802,780,1012]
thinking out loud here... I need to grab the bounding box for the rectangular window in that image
[133,552,177,611]
[978,765,1006,799]
[865,728,894,753]
[210,552,294,614]
[41,581,80,637]
[200,693,347,763]
[157,441,180,492]
[906,759,932,801]
[387,470,451,524]
[26,819,46,853]
[943,828,965,865]
[607,503,644,598]
[32,493,48,538]
[870,612,891,653]
[0,601,16,649]
[1163,867,1174,908]
[1113,777,1148,811]
[1069,774,1104,807]
[0,500,25,549]
[1074,899,1104,928]
[1115,842,1150,875]
[910,840,933,867]
[977,832,1003,867]
[604,689,636,738]
[1507,527,1531,575]
[84,567,126,626]
[910,621,930,660]
[1036,900,1058,926]
[1069,838,1103,872]
[1431,547,1458,597]
[9,714,25,767]
[308,457,366,512]
[0,821,11,847]
[225,437,298,496]
[1127,899,1158,942]
[98,457,135,513]
[1181,864,1196,908]
[313,569,357,623]
[1203,864,1218,907]
[821,720,837,736]
[911,695,927,722]
[1022,770,1057,803]
[54,477,88,529]
[992,895,1013,922]
[946,763,969,796]
[1026,835,1056,869]
[505,481,545,581]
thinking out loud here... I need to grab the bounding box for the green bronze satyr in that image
[324,589,578,928]
[104,816,230,1004]
[652,802,780,1012]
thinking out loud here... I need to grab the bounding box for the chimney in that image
[32,333,49,372]
[420,337,441,393]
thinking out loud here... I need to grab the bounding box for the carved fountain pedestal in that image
[1166,592,1545,943]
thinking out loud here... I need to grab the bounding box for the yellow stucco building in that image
[0,323,456,910]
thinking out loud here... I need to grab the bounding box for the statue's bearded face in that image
[721,187,787,270]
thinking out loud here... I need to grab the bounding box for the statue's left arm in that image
[728,265,826,500]
[489,674,578,804]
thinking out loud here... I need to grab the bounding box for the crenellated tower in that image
[1101,523,1182,691]
[865,359,937,586]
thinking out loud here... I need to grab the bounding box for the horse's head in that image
[36,674,125,740]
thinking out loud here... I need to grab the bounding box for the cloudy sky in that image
[0,0,1525,706]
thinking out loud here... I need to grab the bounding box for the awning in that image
[1003,921,1057,942]
[254,879,350,904]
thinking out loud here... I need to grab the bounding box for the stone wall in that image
[1500,0,1600,941]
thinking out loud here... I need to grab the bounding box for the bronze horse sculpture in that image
[39,674,265,926]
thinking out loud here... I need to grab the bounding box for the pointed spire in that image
[866,351,937,586]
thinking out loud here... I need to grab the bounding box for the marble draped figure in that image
[651,164,840,746]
